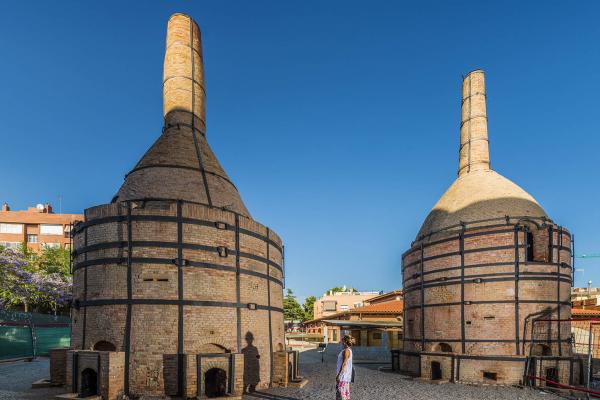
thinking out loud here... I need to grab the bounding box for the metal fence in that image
[527,318,600,397]
[0,310,70,361]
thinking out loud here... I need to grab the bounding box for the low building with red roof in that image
[304,291,403,348]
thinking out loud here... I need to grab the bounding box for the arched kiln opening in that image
[435,342,453,352]
[205,368,227,398]
[531,343,552,356]
[431,361,442,380]
[93,340,116,351]
[79,368,97,397]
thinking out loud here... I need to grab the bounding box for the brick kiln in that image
[64,13,288,399]
[399,70,575,384]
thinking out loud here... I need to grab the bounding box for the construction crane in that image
[572,254,598,284]
[576,253,600,259]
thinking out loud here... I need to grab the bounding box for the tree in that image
[0,247,42,312]
[37,247,71,276]
[0,246,72,314]
[302,295,316,321]
[327,286,358,294]
[283,289,304,321]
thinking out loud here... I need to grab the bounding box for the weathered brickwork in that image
[65,12,286,399]
[50,348,68,385]
[70,201,284,397]
[400,70,574,385]
[65,351,125,399]
[402,220,573,383]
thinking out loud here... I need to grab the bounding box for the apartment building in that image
[0,202,82,251]
[313,287,380,320]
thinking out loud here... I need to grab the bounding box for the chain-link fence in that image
[527,318,600,397]
[0,309,70,361]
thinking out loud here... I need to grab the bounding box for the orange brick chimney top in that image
[458,69,490,176]
[162,13,206,133]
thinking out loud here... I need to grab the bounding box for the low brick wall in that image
[326,344,391,362]
[49,348,68,385]
[66,350,125,399]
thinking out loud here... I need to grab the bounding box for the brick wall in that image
[70,200,284,397]
[402,223,573,384]
[49,348,67,385]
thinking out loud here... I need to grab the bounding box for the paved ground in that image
[0,351,562,400]
[245,349,562,400]
[0,358,63,400]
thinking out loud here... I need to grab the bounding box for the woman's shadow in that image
[241,331,301,400]
[242,331,261,394]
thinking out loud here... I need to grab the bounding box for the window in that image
[40,224,63,235]
[27,235,38,243]
[217,246,228,257]
[323,301,337,311]
[483,371,497,381]
[373,332,382,339]
[0,241,20,249]
[0,223,23,234]
[42,243,60,249]
[339,305,349,311]
[526,232,534,261]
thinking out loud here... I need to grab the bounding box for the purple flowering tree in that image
[0,246,72,313]
[38,273,72,315]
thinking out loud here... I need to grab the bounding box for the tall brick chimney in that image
[162,13,206,132]
[458,69,490,176]
[114,14,250,216]
[70,13,286,398]
[402,69,573,386]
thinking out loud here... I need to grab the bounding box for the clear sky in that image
[1,1,598,301]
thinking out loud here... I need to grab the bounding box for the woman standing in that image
[336,335,354,400]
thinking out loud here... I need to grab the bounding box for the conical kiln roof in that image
[417,70,547,239]
[113,13,250,217]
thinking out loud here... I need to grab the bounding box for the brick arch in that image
[195,337,231,353]
[93,340,116,351]
[531,343,552,356]
[431,342,453,352]
[199,343,230,354]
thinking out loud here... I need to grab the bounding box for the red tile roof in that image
[364,290,403,304]
[352,299,403,314]
[572,308,600,316]
[304,299,403,325]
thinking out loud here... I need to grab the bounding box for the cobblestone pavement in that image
[0,352,562,400]
[244,349,562,400]
[0,358,63,400]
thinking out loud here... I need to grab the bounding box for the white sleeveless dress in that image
[336,347,353,399]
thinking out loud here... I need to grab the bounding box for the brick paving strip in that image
[0,351,561,400]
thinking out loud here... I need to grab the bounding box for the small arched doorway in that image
[431,361,442,380]
[205,368,227,398]
[79,368,97,397]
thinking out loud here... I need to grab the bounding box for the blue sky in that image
[1,1,598,300]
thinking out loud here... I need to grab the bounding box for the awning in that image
[321,320,403,329]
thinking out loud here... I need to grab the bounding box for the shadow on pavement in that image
[245,391,302,400]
